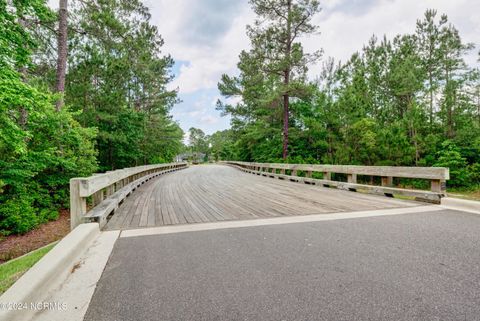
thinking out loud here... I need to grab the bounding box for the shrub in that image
[468,163,480,185]
[0,198,39,235]
[0,68,97,235]
[434,141,470,187]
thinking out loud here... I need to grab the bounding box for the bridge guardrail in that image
[222,161,449,204]
[70,162,188,229]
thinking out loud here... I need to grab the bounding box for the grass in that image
[447,186,480,201]
[0,242,56,295]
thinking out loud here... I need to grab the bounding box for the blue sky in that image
[168,60,231,137]
[146,1,480,137]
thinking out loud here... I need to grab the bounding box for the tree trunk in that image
[477,86,480,125]
[55,0,68,111]
[283,89,289,160]
[445,67,454,138]
[282,0,292,161]
[17,17,28,128]
[429,70,433,127]
[447,86,455,138]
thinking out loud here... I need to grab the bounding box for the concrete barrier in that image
[0,223,100,321]
[441,197,480,215]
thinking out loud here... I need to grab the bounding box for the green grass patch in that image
[0,243,56,295]
[447,187,480,201]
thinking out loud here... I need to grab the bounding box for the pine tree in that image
[218,0,321,160]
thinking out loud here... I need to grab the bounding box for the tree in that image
[415,9,446,127]
[188,127,208,157]
[66,0,181,170]
[215,9,479,188]
[55,0,68,110]
[218,0,321,160]
[208,130,238,161]
[0,0,97,234]
[1,0,183,235]
[437,23,474,138]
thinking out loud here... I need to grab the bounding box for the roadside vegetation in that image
[446,188,480,201]
[208,2,480,191]
[0,242,56,295]
[0,0,183,236]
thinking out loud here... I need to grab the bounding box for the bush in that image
[468,163,480,185]
[0,198,39,235]
[0,68,97,235]
[434,141,470,187]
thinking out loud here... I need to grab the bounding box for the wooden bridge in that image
[70,162,449,230]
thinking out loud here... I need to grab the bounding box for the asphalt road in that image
[84,209,480,321]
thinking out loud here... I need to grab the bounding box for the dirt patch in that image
[0,209,70,263]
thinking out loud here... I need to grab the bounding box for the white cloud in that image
[148,0,254,94]
[305,0,480,74]
[200,115,220,125]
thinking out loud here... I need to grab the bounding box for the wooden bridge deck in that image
[105,164,423,230]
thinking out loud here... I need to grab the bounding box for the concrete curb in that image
[440,197,480,215]
[34,230,120,321]
[0,223,100,321]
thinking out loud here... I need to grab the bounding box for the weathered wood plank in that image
[224,161,449,180]
[82,167,186,228]
[230,165,442,204]
[104,165,423,231]
[75,163,187,197]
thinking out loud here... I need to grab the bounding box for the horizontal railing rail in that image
[222,161,449,204]
[70,162,188,229]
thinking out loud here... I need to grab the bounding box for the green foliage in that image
[209,130,238,161]
[434,141,470,187]
[0,0,183,235]
[216,8,480,189]
[0,242,55,294]
[0,67,97,235]
[468,163,480,185]
[189,128,208,153]
[65,0,182,171]
[218,0,322,159]
[0,198,38,235]
[0,0,54,68]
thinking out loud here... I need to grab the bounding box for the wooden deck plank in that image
[104,164,423,231]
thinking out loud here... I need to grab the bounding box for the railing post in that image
[306,171,312,178]
[431,179,446,194]
[106,184,114,197]
[93,190,104,207]
[381,176,393,187]
[70,178,86,230]
[323,172,331,180]
[292,170,297,176]
[347,173,357,183]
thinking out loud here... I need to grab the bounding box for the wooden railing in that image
[223,161,449,204]
[70,162,188,229]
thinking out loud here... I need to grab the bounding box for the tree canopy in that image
[0,0,183,235]
[215,8,480,188]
